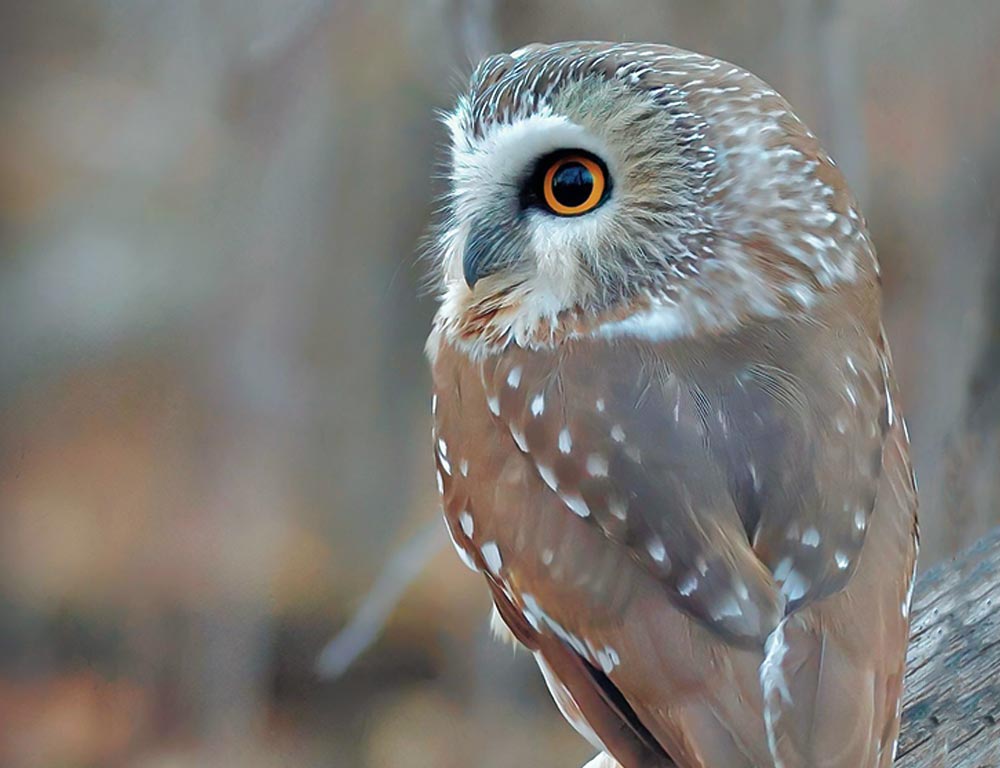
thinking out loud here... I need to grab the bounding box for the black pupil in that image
[551,162,594,208]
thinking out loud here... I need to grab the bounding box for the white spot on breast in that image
[595,398,606,412]
[481,541,502,575]
[487,395,500,416]
[801,527,820,547]
[733,578,750,600]
[773,557,793,582]
[855,508,867,531]
[511,427,528,452]
[537,463,559,491]
[845,386,858,406]
[522,609,540,631]
[609,495,628,521]
[586,454,609,477]
[446,525,477,571]
[437,438,448,457]
[431,394,437,414]
[506,366,522,389]
[541,548,554,565]
[459,510,474,537]
[835,550,850,569]
[459,459,469,477]
[530,393,545,417]
[436,470,444,495]
[780,569,810,601]
[561,492,590,518]
[695,556,709,576]
[647,537,668,564]
[610,424,626,443]
[678,573,698,596]
[711,595,743,620]
[558,428,573,454]
[596,649,617,674]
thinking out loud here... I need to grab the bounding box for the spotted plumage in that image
[427,41,918,768]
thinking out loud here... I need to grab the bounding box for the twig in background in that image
[316,519,445,678]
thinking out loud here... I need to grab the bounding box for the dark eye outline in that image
[521,149,612,217]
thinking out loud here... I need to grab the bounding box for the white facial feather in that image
[443,112,615,288]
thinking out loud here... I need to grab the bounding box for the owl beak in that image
[463,239,490,289]
[463,248,483,289]
[463,224,509,289]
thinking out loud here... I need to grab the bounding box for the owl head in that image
[431,42,878,356]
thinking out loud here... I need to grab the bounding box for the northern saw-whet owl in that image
[426,41,918,768]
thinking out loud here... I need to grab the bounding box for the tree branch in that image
[898,526,1000,765]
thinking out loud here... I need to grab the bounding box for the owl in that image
[426,41,918,768]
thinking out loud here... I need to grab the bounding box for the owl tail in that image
[761,611,903,768]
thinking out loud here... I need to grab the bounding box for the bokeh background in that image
[1,2,999,766]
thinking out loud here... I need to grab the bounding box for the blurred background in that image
[1,1,999,766]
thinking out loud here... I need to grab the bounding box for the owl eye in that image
[539,152,608,216]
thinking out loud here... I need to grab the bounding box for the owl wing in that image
[468,337,782,765]
[756,350,918,768]
[480,339,786,645]
[440,321,913,767]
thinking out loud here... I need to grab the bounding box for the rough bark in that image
[898,526,1000,766]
